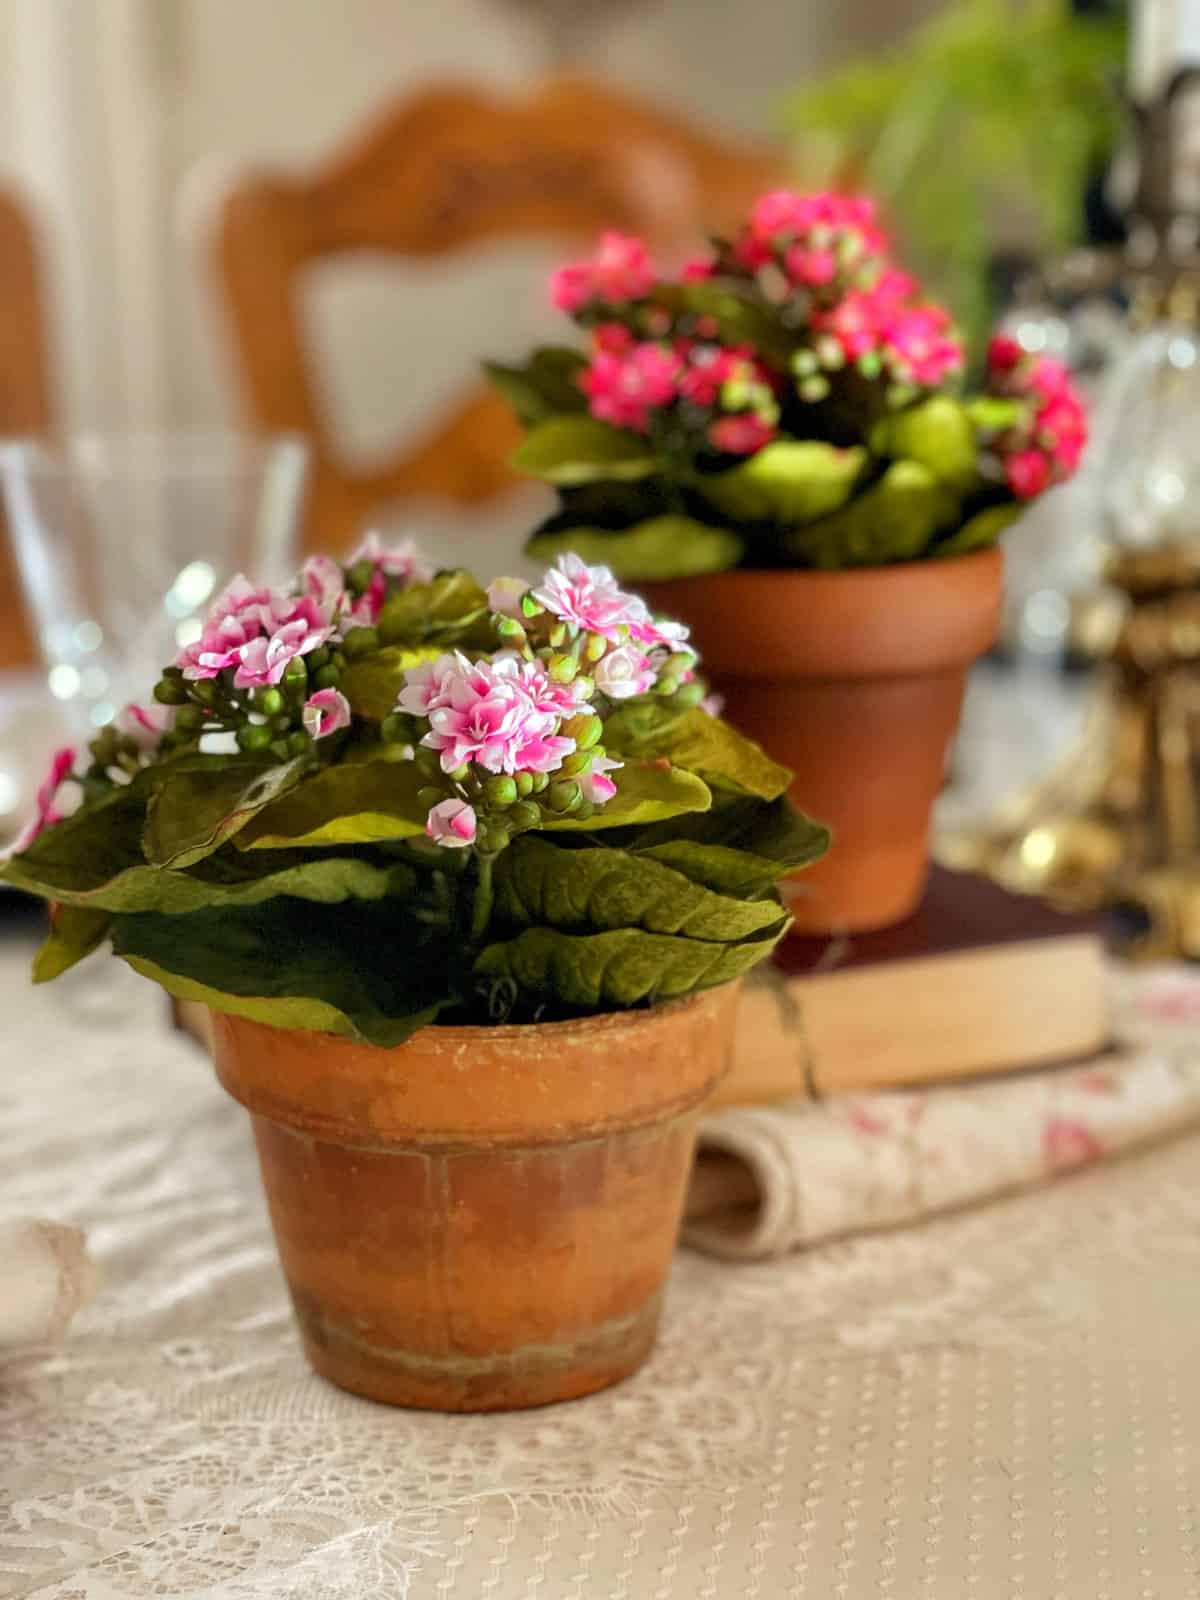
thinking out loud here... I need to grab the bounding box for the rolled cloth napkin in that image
[686,964,1200,1260]
[0,1219,97,1349]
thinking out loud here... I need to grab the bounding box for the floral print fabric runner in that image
[687,964,1200,1259]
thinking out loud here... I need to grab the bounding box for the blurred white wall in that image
[0,0,938,455]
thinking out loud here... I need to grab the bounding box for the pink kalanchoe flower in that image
[417,653,575,776]
[396,652,459,716]
[592,321,635,356]
[12,747,75,854]
[550,230,655,312]
[593,643,656,700]
[176,574,284,680]
[349,531,433,585]
[231,596,334,688]
[501,653,589,719]
[681,255,716,282]
[486,576,528,620]
[987,332,1023,373]
[579,341,680,433]
[299,554,347,620]
[579,751,623,805]
[302,687,352,740]
[1005,448,1052,500]
[699,691,725,719]
[532,553,646,641]
[708,413,777,455]
[425,797,477,849]
[628,608,690,652]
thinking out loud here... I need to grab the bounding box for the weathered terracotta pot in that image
[644,548,1003,934]
[211,983,739,1412]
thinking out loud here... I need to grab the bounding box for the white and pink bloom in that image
[486,576,529,620]
[408,652,575,777]
[349,531,433,585]
[302,688,352,741]
[592,643,655,700]
[229,596,335,689]
[425,797,477,849]
[12,747,75,854]
[579,751,622,805]
[531,553,646,642]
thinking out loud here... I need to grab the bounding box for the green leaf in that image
[33,906,111,981]
[540,760,711,832]
[144,757,308,868]
[474,921,786,1008]
[527,515,743,581]
[342,644,445,721]
[638,820,829,897]
[112,900,453,1048]
[2,781,149,899]
[485,347,588,425]
[511,417,658,486]
[13,848,414,917]
[869,396,979,491]
[618,794,831,875]
[783,459,958,568]
[604,706,790,800]
[376,570,490,649]
[493,835,785,941]
[235,760,432,849]
[965,395,1024,433]
[653,280,795,363]
[933,502,1021,557]
[695,442,868,526]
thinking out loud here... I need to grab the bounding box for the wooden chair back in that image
[0,186,53,666]
[215,73,787,551]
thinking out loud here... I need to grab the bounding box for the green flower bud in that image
[415,747,442,779]
[548,623,567,648]
[313,664,342,692]
[256,687,286,716]
[175,704,206,733]
[549,654,578,685]
[559,749,592,778]
[236,722,273,752]
[447,763,471,783]
[585,633,609,664]
[484,775,518,808]
[574,798,595,822]
[509,800,542,831]
[572,674,595,700]
[269,737,292,760]
[515,771,535,797]
[287,730,312,757]
[284,656,308,683]
[673,678,706,708]
[791,348,819,378]
[162,665,184,681]
[477,819,510,854]
[380,713,409,744]
[546,779,582,814]
[191,679,217,707]
[531,772,550,793]
[306,646,330,672]
[342,626,379,660]
[798,374,830,403]
[347,558,374,593]
[520,593,544,619]
[496,616,527,647]
[417,786,445,810]
[272,715,293,735]
[563,712,602,750]
[153,676,189,706]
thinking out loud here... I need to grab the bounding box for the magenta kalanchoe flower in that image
[298,554,346,621]
[302,688,352,740]
[118,702,176,751]
[425,797,477,849]
[349,531,434,586]
[11,747,75,854]
[549,230,655,312]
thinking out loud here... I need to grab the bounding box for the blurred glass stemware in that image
[0,431,307,742]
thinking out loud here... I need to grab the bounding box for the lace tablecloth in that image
[5,932,1200,1599]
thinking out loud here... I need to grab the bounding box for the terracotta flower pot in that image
[644,548,1003,934]
[211,982,739,1412]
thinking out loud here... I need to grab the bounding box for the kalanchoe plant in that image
[2,539,828,1045]
[486,189,1090,578]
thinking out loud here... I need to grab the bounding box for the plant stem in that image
[468,851,495,947]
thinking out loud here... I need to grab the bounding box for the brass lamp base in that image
[940,540,1200,958]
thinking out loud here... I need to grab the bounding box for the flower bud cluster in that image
[397,553,698,852]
